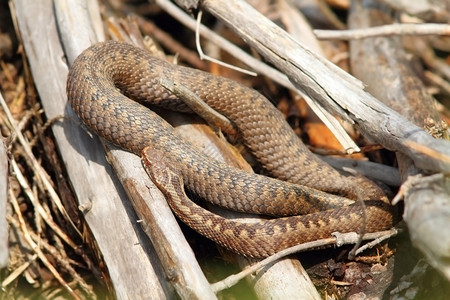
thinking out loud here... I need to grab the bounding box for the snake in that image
[66,40,396,258]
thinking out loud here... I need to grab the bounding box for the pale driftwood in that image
[13,0,175,298]
[198,0,450,173]
[55,0,216,299]
[348,0,450,281]
[0,135,8,268]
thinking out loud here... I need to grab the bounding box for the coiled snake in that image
[67,41,396,258]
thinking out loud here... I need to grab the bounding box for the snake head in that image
[141,146,172,189]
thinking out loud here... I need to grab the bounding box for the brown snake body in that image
[67,41,395,257]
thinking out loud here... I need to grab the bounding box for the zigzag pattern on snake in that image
[66,41,395,257]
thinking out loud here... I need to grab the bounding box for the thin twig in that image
[194,11,257,76]
[210,229,398,293]
[355,228,399,255]
[315,23,450,40]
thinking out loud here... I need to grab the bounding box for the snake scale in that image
[67,41,395,258]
